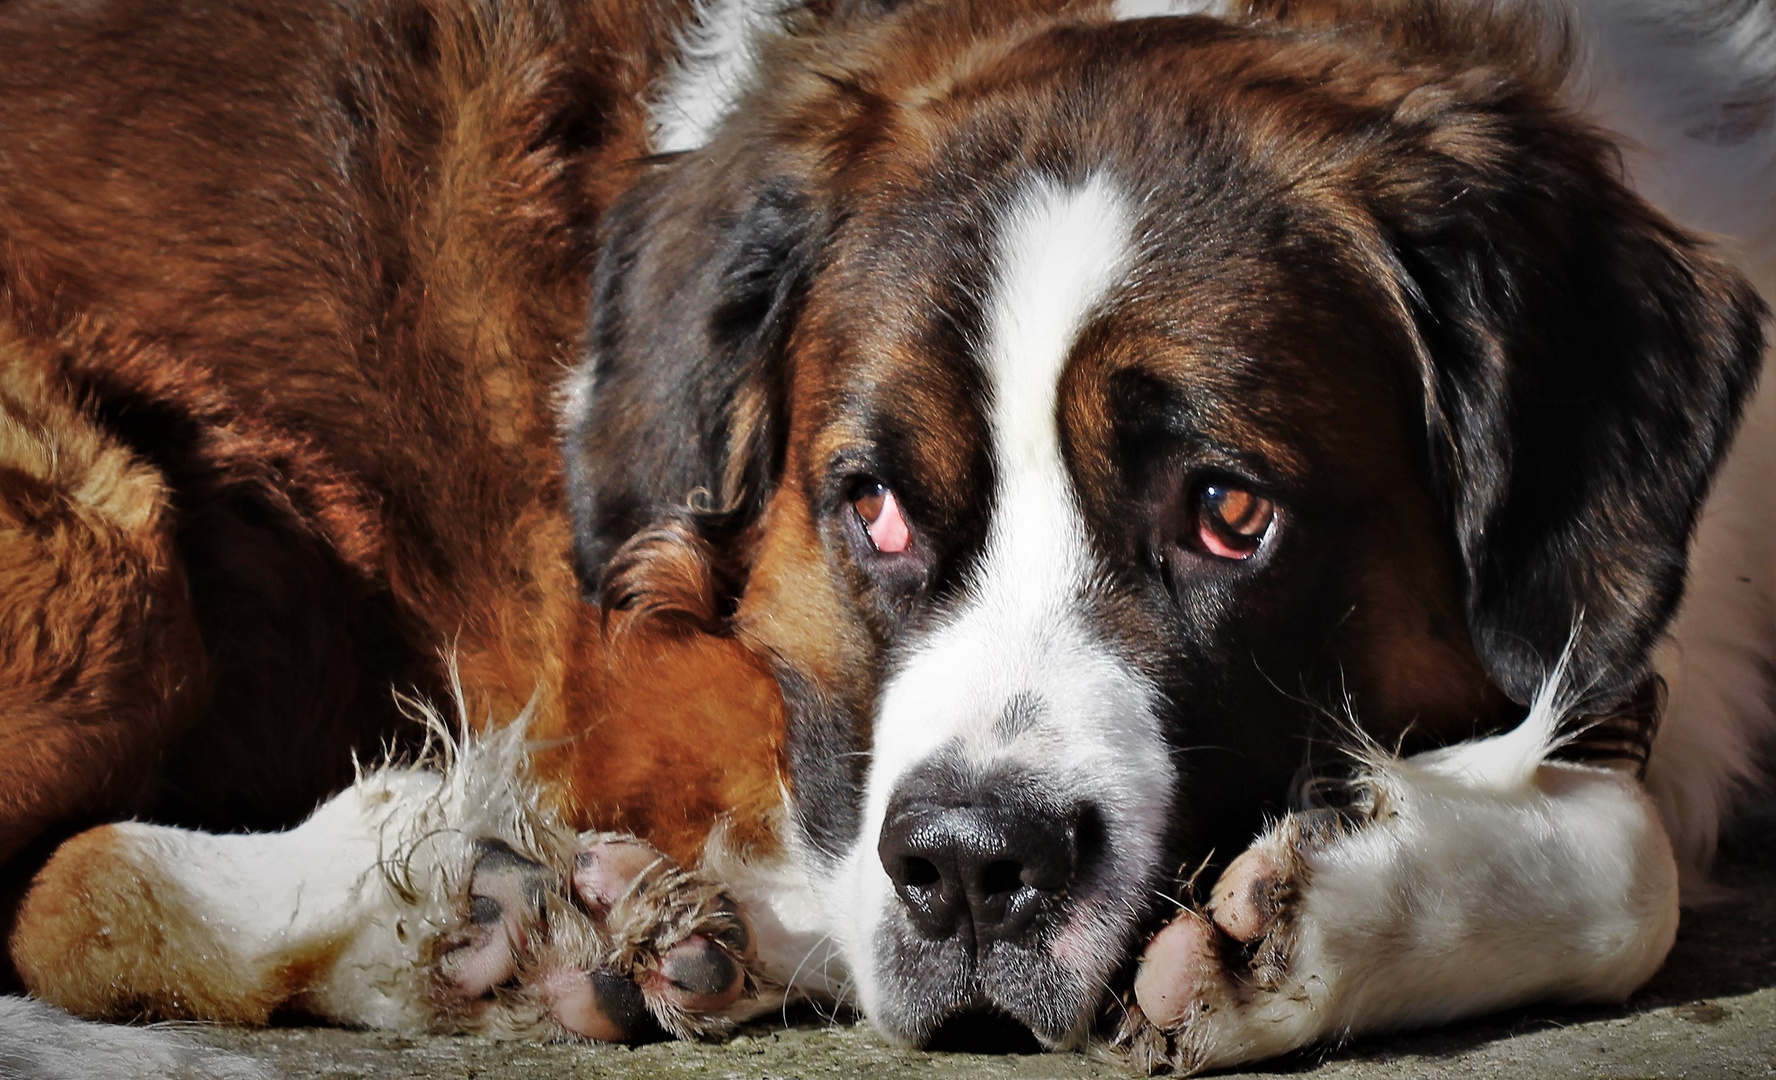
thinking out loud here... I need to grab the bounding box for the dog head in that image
[562,0,1766,1048]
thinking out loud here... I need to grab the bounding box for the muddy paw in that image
[429,835,756,1042]
[1113,811,1348,1075]
[1109,722,1683,1076]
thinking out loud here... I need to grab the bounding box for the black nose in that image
[878,802,1078,949]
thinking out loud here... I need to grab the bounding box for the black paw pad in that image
[591,970,666,1042]
[662,937,739,1000]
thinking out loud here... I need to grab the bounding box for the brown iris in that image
[1196,484,1274,559]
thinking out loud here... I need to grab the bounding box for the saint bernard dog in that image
[1,0,1772,1074]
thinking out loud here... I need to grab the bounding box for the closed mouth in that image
[923,1006,1045,1054]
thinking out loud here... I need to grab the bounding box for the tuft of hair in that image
[598,508,749,635]
[1383,629,1598,792]
[1249,0,1578,89]
[648,0,804,154]
[357,666,581,1008]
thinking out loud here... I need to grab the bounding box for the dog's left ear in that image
[1375,99,1768,707]
[561,148,825,631]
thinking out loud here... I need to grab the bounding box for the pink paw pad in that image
[436,841,550,1000]
[1133,911,1224,1028]
[552,837,753,1039]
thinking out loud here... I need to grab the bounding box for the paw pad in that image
[428,834,756,1042]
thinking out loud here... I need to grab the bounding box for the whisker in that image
[780,933,838,1027]
[1168,744,1240,758]
[1094,970,1134,1030]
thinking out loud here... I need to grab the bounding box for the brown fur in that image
[0,0,793,985]
[0,338,206,867]
[566,0,1758,889]
[2,0,1761,1047]
[9,825,349,1023]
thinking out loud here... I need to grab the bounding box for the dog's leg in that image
[11,769,447,1027]
[1113,685,1680,1075]
[13,714,765,1040]
[0,341,205,867]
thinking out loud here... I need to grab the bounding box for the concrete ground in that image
[187,808,1776,1080]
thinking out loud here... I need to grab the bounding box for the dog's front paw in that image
[1111,751,1679,1076]
[1113,811,1342,1075]
[428,834,757,1042]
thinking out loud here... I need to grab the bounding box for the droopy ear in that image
[1376,98,1768,706]
[562,152,823,628]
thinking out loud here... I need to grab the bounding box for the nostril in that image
[880,784,1093,950]
[980,859,1022,897]
[903,857,942,888]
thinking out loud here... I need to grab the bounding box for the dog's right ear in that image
[562,152,823,630]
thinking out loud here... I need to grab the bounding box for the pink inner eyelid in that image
[866,488,911,553]
[1197,521,1257,559]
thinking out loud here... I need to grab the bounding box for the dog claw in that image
[428,834,757,1041]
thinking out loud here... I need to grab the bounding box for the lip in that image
[870,899,1124,1050]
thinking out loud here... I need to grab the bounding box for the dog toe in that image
[428,832,758,1040]
[650,933,747,1013]
[544,967,666,1042]
[557,833,759,1039]
[572,840,666,914]
[1133,910,1225,1029]
[435,840,551,999]
[1207,843,1290,944]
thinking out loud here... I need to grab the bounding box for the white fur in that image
[649,0,796,154]
[16,697,570,1041]
[0,997,277,1080]
[1173,681,1682,1071]
[703,814,851,1009]
[9,0,1773,1071]
[0,773,453,1076]
[817,175,1176,1037]
[1113,0,1234,19]
[126,769,447,1030]
[1073,0,1771,1064]
[1168,2,1775,1063]
[1155,3,1776,1060]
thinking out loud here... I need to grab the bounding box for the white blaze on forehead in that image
[829,175,1176,1024]
[987,174,1135,528]
[872,174,1142,783]
[649,0,795,154]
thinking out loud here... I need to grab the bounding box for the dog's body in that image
[1,0,1772,1074]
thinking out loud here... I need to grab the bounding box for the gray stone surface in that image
[185,811,1776,1079]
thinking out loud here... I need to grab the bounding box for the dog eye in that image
[854,481,911,554]
[1194,483,1274,559]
